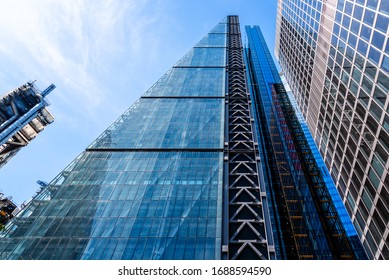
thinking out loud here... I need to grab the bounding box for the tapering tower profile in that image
[0,16,272,260]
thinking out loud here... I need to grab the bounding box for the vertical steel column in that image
[225,16,269,260]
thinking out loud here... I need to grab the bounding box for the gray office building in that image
[275,0,388,259]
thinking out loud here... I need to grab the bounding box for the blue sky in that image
[0,0,278,204]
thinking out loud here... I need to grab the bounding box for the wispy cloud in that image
[0,0,165,126]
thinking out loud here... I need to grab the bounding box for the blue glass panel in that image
[357,39,368,55]
[2,151,223,259]
[353,5,363,20]
[333,23,340,35]
[375,14,389,32]
[90,98,224,149]
[371,31,385,50]
[335,11,342,23]
[386,39,389,55]
[351,19,360,35]
[143,68,225,97]
[338,0,345,10]
[379,0,389,15]
[175,48,226,67]
[195,33,227,47]
[345,1,353,15]
[366,0,378,9]
[340,27,348,41]
[363,9,375,25]
[209,23,227,33]
[368,46,381,65]
[348,33,357,48]
[342,14,351,28]
[382,55,389,72]
[361,24,372,41]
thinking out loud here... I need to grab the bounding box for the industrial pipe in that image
[0,94,45,147]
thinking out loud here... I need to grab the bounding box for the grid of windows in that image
[195,33,227,47]
[317,0,388,259]
[89,98,224,149]
[175,47,226,67]
[277,0,323,117]
[143,68,225,97]
[276,0,389,259]
[0,152,223,259]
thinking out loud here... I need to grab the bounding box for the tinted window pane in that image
[375,14,389,32]
[364,9,376,25]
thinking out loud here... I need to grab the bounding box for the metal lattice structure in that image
[0,82,55,168]
[225,16,270,260]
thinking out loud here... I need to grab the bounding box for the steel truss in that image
[225,16,269,260]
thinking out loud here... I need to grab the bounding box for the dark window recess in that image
[345,147,353,164]
[366,115,378,132]
[347,92,356,107]
[372,210,386,234]
[345,202,353,217]
[365,61,377,80]
[357,151,368,168]
[375,143,388,164]
[348,136,358,154]
[360,139,372,159]
[359,199,369,219]
[343,157,352,174]
[377,72,389,92]
[354,162,365,181]
[340,125,348,140]
[379,130,389,151]
[355,211,365,232]
[381,186,389,208]
[339,83,347,96]
[356,102,367,119]
[339,175,348,192]
[365,231,378,254]
[364,177,377,200]
[373,86,386,107]
[382,245,389,259]
[349,182,359,200]
[376,199,389,224]
[370,101,382,121]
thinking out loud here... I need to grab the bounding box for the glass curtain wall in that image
[0,20,228,260]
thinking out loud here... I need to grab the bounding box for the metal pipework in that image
[0,82,55,147]
[0,99,19,131]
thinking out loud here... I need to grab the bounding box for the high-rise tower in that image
[0,82,55,169]
[245,25,365,259]
[0,16,364,260]
[275,0,388,259]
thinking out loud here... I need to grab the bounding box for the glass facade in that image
[89,98,224,149]
[0,19,227,260]
[246,25,366,259]
[276,0,388,259]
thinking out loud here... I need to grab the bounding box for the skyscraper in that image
[0,16,364,260]
[245,25,365,259]
[0,82,55,169]
[275,0,388,259]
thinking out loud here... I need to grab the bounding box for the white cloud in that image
[0,0,165,124]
